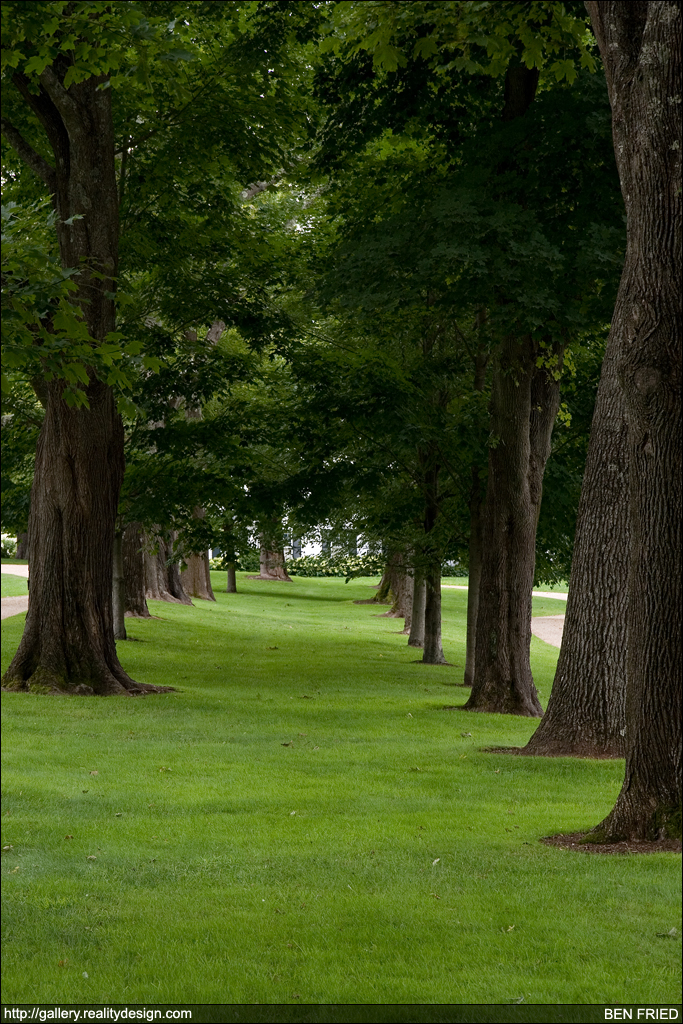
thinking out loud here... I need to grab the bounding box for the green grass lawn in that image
[1,575,679,1005]
[1,573,29,597]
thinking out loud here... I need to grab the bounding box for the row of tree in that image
[1,1,680,843]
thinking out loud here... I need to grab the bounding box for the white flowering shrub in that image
[287,553,385,580]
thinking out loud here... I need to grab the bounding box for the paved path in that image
[442,583,568,601]
[1,565,30,620]
[530,614,565,648]
[1,595,29,620]
[0,568,569,642]
[1,564,29,577]
[443,583,567,649]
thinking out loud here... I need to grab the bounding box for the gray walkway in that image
[1,565,30,619]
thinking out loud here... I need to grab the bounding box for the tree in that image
[1,1,317,692]
[312,3,623,702]
[581,0,681,842]
[1,4,154,694]
[522,332,628,756]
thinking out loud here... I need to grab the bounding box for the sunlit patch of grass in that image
[1,575,680,1004]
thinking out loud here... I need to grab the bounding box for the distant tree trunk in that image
[423,559,446,664]
[465,336,562,715]
[464,341,488,686]
[422,461,447,665]
[123,523,150,618]
[183,552,216,601]
[222,523,238,593]
[253,536,292,581]
[112,531,127,641]
[464,463,484,686]
[16,533,29,561]
[144,532,192,604]
[380,551,408,617]
[523,335,628,757]
[400,570,414,634]
[582,1,681,842]
[408,577,426,648]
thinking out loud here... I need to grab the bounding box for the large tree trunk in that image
[123,523,151,618]
[465,337,562,715]
[227,564,237,593]
[408,577,426,648]
[1,61,162,693]
[112,531,127,641]
[16,533,29,561]
[3,383,157,695]
[183,552,216,601]
[523,335,628,757]
[582,1,681,842]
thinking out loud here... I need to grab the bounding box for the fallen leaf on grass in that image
[432,858,440,865]
[656,928,679,938]
[64,835,74,840]
[87,855,97,861]
[430,892,440,899]
[82,790,89,794]
[267,646,279,650]
[503,925,515,932]
[10,866,20,873]
[461,732,472,737]
[281,742,293,747]
[115,813,122,817]
[406,713,413,718]
[410,767,421,772]
[3,845,14,851]
[89,771,98,776]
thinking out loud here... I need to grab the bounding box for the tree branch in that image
[39,65,82,132]
[0,118,56,192]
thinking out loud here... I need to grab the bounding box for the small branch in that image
[0,118,57,191]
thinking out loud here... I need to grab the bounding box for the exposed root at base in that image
[484,745,623,760]
[541,831,681,854]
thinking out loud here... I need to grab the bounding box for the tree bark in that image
[582,1,681,841]
[227,564,237,593]
[523,335,628,756]
[2,382,159,695]
[251,537,293,581]
[122,523,151,618]
[1,62,160,693]
[464,463,484,686]
[400,570,414,634]
[422,461,447,665]
[408,577,426,648]
[144,532,192,605]
[183,552,216,601]
[464,339,488,686]
[112,531,127,641]
[465,336,562,715]
[16,533,29,561]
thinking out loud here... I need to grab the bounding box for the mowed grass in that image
[1,575,680,1005]
[1,573,29,597]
